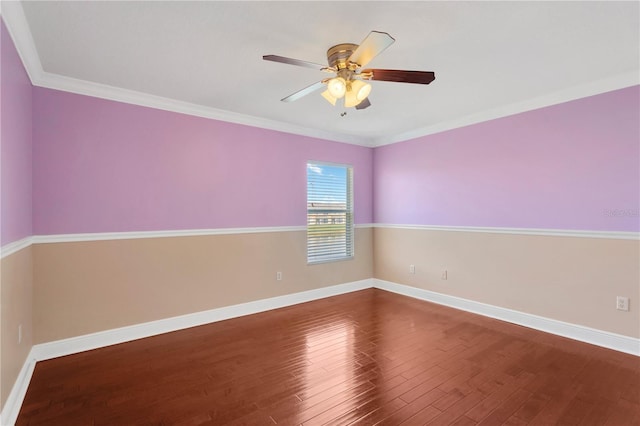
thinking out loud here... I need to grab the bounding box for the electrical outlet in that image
[409,264,415,274]
[616,296,629,311]
[276,271,282,281]
[441,270,448,280]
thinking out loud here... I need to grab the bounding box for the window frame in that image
[306,161,354,265]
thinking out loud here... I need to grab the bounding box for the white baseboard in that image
[0,348,37,426]
[0,279,371,426]
[32,279,373,361]
[3,277,638,426]
[373,279,640,356]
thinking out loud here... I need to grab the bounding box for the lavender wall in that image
[374,86,640,232]
[12,36,639,237]
[33,88,373,235]
[1,19,33,246]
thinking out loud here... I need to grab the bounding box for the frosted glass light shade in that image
[327,77,347,99]
[321,90,337,106]
[352,80,372,101]
[344,88,359,108]
[344,80,372,107]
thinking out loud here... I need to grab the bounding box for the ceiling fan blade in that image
[360,69,436,85]
[355,98,371,110]
[263,54,329,71]
[281,81,325,102]
[348,31,395,67]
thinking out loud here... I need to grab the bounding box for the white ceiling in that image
[3,1,639,146]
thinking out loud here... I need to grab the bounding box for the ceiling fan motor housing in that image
[327,43,359,73]
[263,31,434,108]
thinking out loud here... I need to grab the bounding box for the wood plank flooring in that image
[17,289,640,425]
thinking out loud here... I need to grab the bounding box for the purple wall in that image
[33,88,373,234]
[1,19,33,246]
[6,22,638,238]
[374,86,640,232]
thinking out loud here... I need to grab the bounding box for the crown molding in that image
[0,2,373,147]
[3,1,638,148]
[1,0,43,84]
[373,71,640,146]
[34,72,374,147]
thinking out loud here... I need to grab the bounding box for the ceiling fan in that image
[263,31,435,110]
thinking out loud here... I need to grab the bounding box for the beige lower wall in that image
[32,228,373,344]
[3,225,638,409]
[1,246,33,410]
[374,227,640,338]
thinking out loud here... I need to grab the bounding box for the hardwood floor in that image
[17,289,640,425]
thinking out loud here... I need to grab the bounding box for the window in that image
[307,162,354,263]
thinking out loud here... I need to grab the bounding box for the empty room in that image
[1,1,638,425]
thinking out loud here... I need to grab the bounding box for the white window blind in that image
[307,162,354,264]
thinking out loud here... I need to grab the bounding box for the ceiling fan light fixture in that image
[321,90,337,106]
[344,87,359,108]
[344,80,372,108]
[264,30,435,111]
[344,90,361,108]
[352,80,371,101]
[327,77,347,98]
[352,80,372,101]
